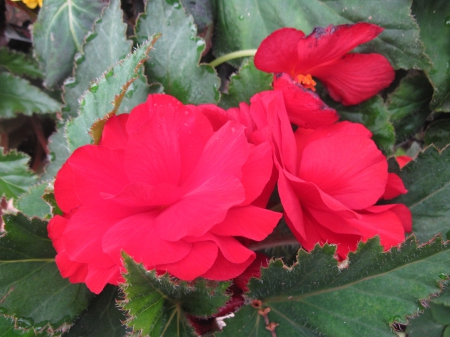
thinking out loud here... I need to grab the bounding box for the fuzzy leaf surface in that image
[62,0,133,118]
[412,0,450,112]
[33,0,106,88]
[121,254,230,337]
[0,73,61,118]
[135,0,220,104]
[219,58,272,109]
[16,183,50,219]
[424,120,450,150]
[220,237,450,337]
[0,213,94,330]
[213,0,428,70]
[335,96,395,153]
[387,71,433,141]
[393,146,450,242]
[65,37,158,151]
[0,48,43,79]
[64,285,128,337]
[0,149,36,199]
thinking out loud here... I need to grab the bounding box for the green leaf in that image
[387,71,433,141]
[221,236,450,337]
[424,120,450,149]
[406,309,446,337]
[213,0,428,70]
[0,149,37,199]
[64,285,128,337]
[65,37,158,152]
[0,213,94,330]
[120,253,230,337]
[33,0,107,88]
[15,183,51,219]
[62,0,133,118]
[393,146,450,242]
[0,73,61,118]
[219,58,272,110]
[0,316,47,337]
[336,96,395,153]
[0,48,43,79]
[412,0,450,112]
[135,0,220,104]
[40,126,71,182]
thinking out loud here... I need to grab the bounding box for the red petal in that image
[254,28,306,75]
[54,162,81,213]
[48,215,68,252]
[273,73,339,128]
[365,204,412,233]
[314,224,361,258]
[85,264,123,294]
[210,206,280,241]
[99,114,129,150]
[233,253,268,292]
[396,155,413,168]
[157,241,218,280]
[296,23,384,75]
[102,212,191,267]
[201,251,255,280]
[55,252,89,284]
[296,122,388,209]
[382,173,408,200]
[312,53,395,105]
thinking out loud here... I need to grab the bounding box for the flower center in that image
[296,74,317,91]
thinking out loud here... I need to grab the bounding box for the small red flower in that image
[48,94,281,293]
[254,23,395,106]
[248,91,411,258]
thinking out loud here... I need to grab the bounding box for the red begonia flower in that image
[48,94,281,294]
[248,91,411,258]
[254,23,395,106]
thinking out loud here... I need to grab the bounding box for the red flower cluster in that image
[49,22,411,294]
[48,94,281,293]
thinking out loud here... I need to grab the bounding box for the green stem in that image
[208,49,258,68]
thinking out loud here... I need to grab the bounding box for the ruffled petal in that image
[55,252,89,284]
[210,205,280,241]
[85,264,123,294]
[254,27,306,75]
[201,251,255,280]
[311,53,395,105]
[382,173,408,200]
[99,114,129,150]
[54,162,81,213]
[273,73,339,128]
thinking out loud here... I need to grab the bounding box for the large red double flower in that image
[48,94,281,293]
[254,23,395,106]
[247,91,411,257]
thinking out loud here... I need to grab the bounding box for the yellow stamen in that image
[296,74,317,91]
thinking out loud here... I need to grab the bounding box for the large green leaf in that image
[220,237,450,337]
[62,0,133,118]
[213,0,428,70]
[135,0,220,104]
[65,37,158,151]
[387,71,433,142]
[0,149,37,199]
[64,285,128,337]
[424,120,450,149]
[0,48,43,79]
[393,146,450,242]
[412,0,450,112]
[0,213,94,331]
[0,73,61,118]
[120,254,230,337]
[335,96,395,153]
[219,58,272,110]
[33,0,107,88]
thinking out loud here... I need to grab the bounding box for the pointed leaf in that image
[0,149,37,199]
[219,58,272,110]
[135,0,220,104]
[65,37,158,152]
[0,213,94,330]
[0,48,43,79]
[62,0,133,118]
[0,73,61,118]
[64,285,128,337]
[33,0,107,88]
[412,0,450,112]
[387,71,433,141]
[213,0,428,70]
[16,183,51,219]
[120,253,230,337]
[393,146,450,242]
[221,236,450,337]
